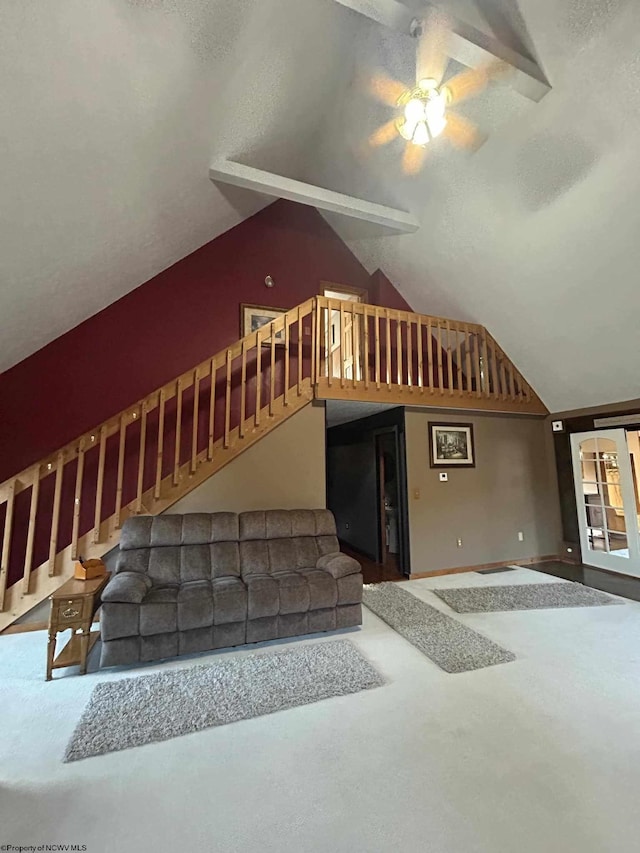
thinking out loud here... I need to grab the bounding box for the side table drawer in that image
[51,596,93,627]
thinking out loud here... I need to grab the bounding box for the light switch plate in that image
[439,472,448,482]
[551,420,564,433]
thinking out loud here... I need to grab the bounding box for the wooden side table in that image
[46,573,111,681]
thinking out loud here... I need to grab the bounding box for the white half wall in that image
[169,402,327,515]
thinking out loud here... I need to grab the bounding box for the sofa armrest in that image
[102,572,152,604]
[316,552,361,579]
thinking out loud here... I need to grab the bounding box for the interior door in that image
[375,434,387,565]
[322,289,363,382]
[571,429,640,575]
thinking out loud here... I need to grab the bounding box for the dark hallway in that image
[325,403,410,582]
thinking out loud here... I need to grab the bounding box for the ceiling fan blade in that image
[402,142,428,175]
[416,6,451,86]
[367,73,409,107]
[444,60,508,105]
[369,119,400,148]
[443,111,487,151]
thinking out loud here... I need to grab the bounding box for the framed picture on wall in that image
[428,422,475,468]
[240,303,286,344]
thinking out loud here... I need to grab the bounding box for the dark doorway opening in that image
[375,430,402,574]
[326,405,410,583]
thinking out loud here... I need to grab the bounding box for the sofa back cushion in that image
[238,509,339,576]
[120,513,239,549]
[117,510,339,583]
[118,513,241,584]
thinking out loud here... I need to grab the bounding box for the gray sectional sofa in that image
[100,509,363,667]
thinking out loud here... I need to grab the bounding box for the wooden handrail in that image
[0,294,546,624]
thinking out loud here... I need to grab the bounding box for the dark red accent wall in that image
[0,200,411,483]
[369,269,413,312]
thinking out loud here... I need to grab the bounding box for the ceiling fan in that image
[368,7,507,174]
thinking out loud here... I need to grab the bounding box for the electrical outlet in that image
[456,538,463,548]
[345,522,350,530]
[518,531,524,542]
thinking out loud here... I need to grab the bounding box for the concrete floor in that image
[2,568,640,853]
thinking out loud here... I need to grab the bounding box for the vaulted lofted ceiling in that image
[0,0,360,372]
[1,0,639,412]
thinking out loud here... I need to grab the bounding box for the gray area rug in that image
[433,582,622,613]
[363,583,515,673]
[64,640,383,762]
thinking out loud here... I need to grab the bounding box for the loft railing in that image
[313,296,544,412]
[0,295,545,627]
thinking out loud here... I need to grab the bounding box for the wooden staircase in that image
[0,296,546,631]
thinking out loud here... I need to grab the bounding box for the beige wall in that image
[170,402,327,515]
[405,408,561,574]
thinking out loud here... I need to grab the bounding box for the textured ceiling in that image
[321,0,640,412]
[0,0,358,372]
[2,0,639,412]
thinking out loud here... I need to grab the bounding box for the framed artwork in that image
[428,422,475,468]
[240,303,286,344]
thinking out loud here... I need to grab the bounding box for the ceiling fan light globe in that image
[404,98,426,123]
[412,121,430,146]
[397,118,417,141]
[426,114,447,139]
[425,93,446,123]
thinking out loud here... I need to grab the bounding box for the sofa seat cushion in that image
[177,581,213,632]
[245,574,279,619]
[212,577,247,625]
[140,586,179,636]
[299,569,338,610]
[272,571,310,614]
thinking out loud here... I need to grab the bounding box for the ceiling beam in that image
[333,0,417,32]
[333,0,550,102]
[447,17,550,102]
[209,160,419,234]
